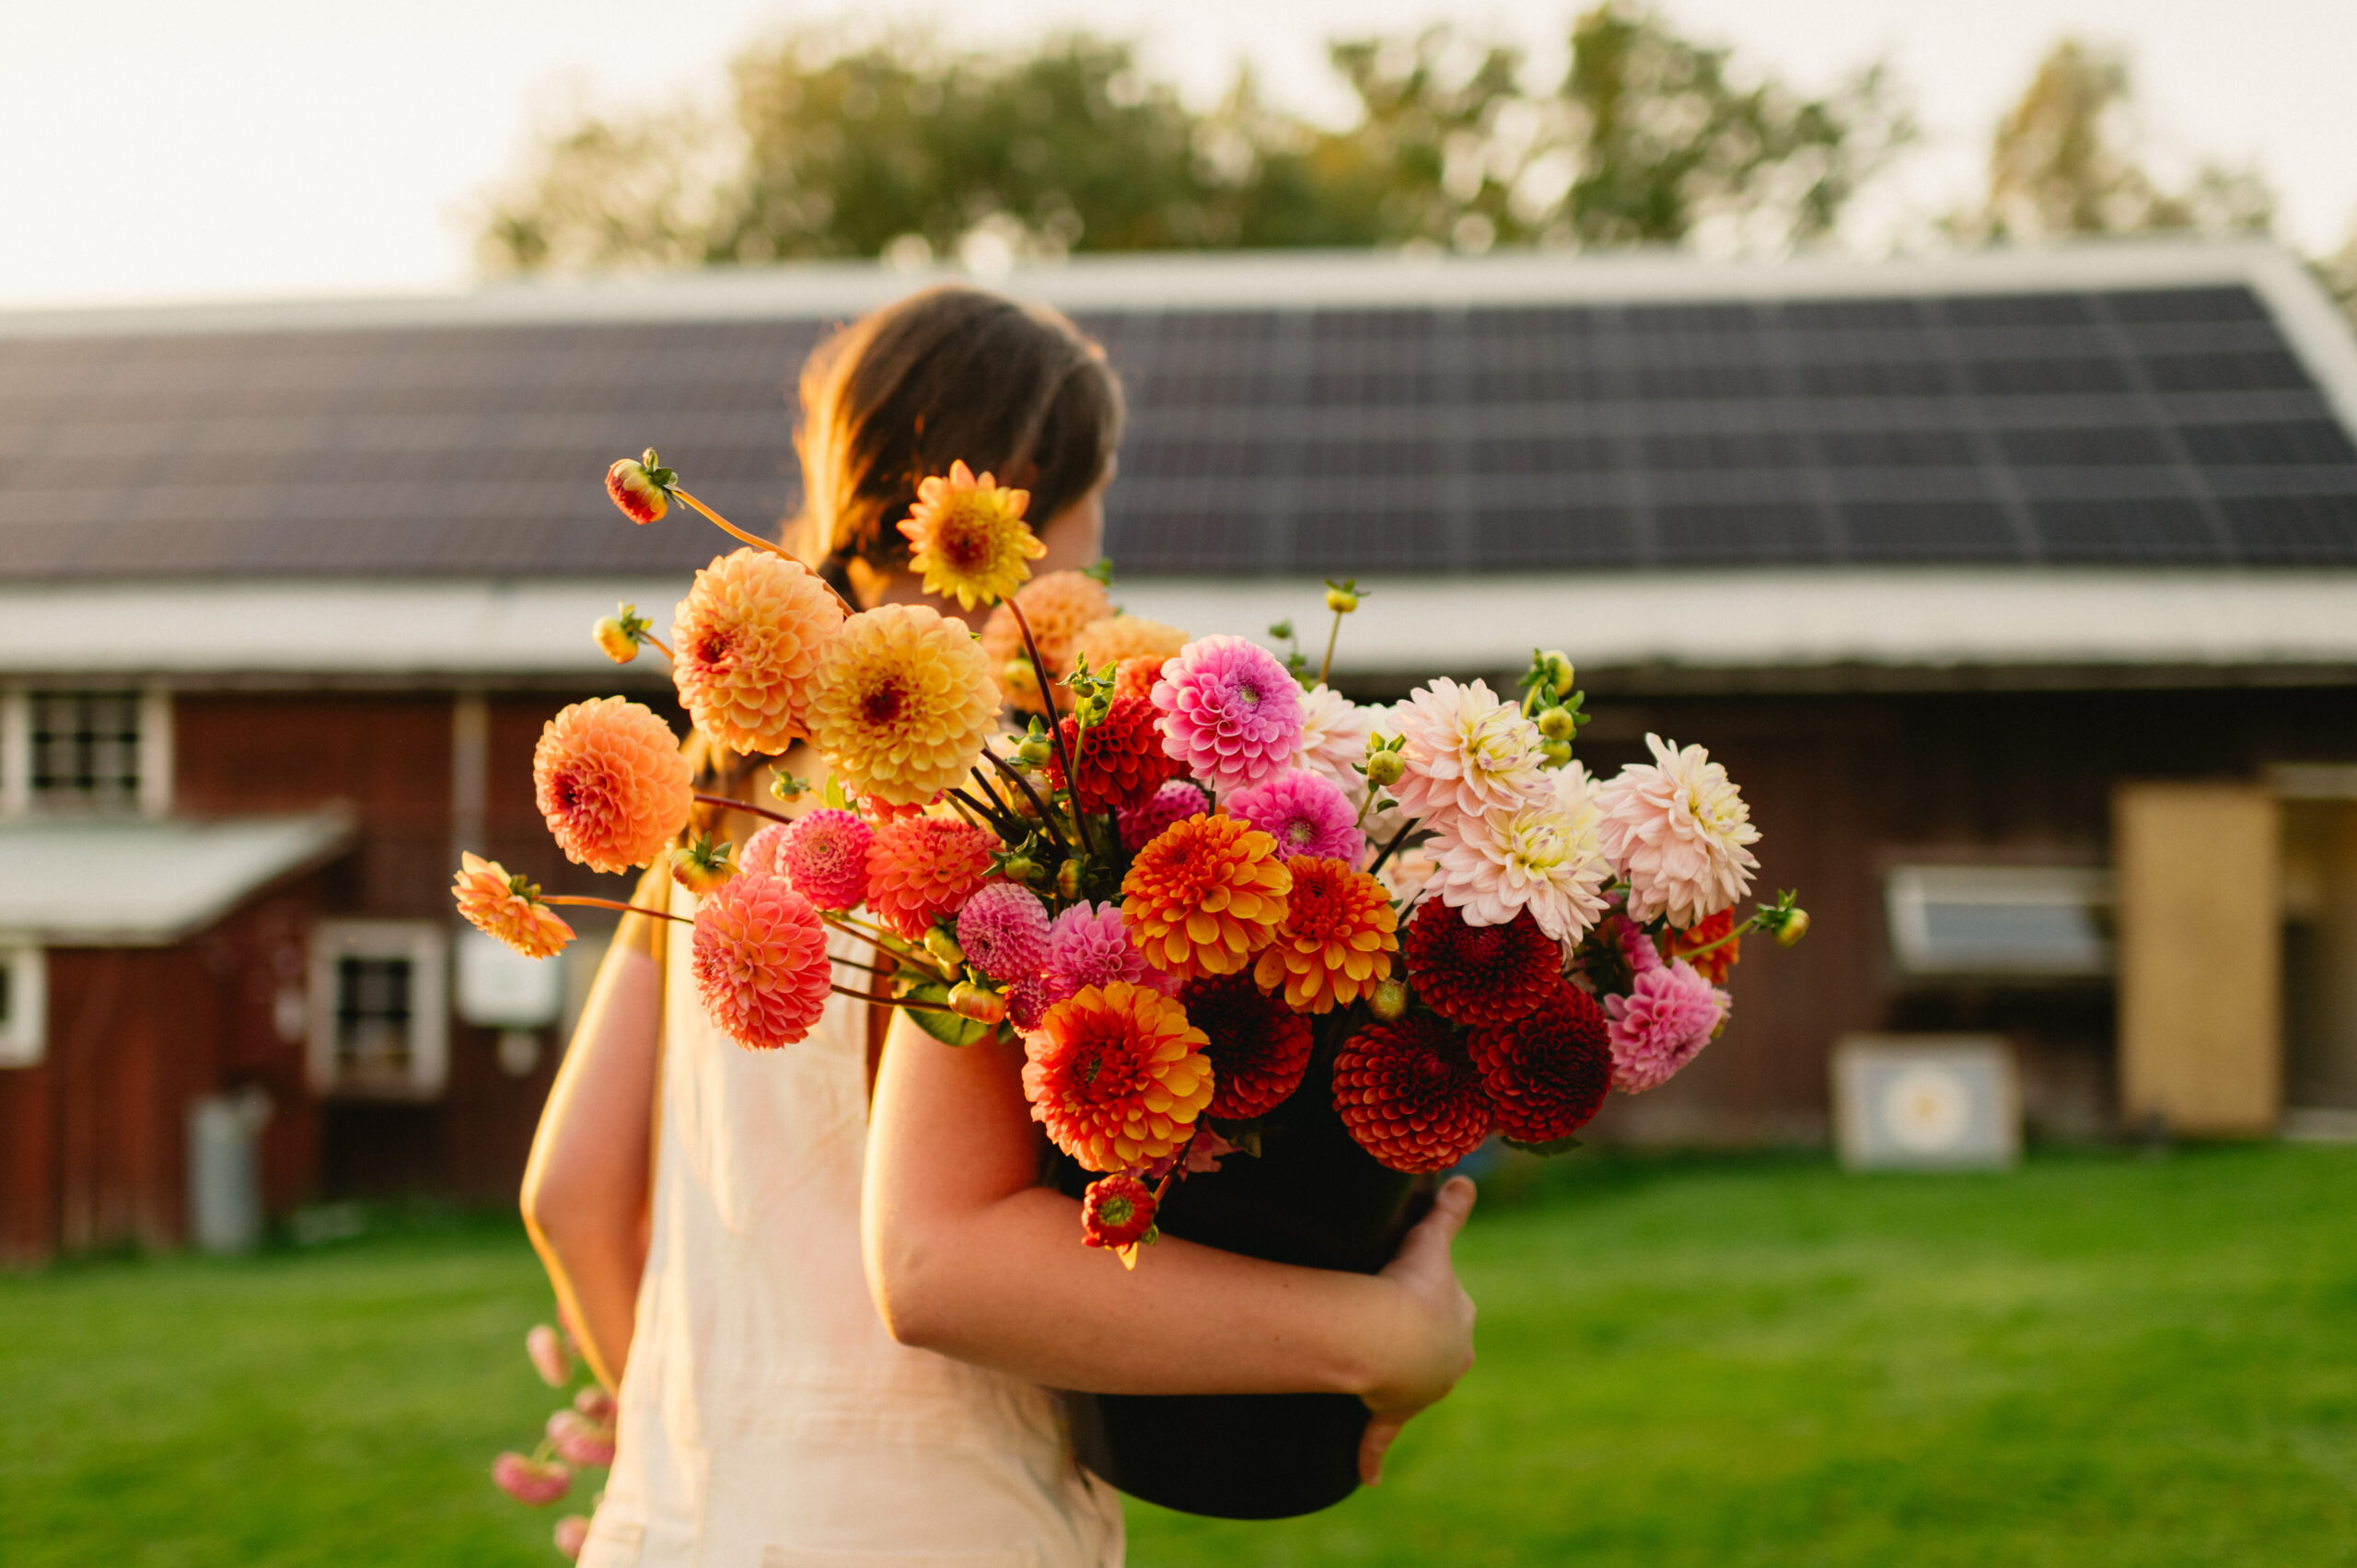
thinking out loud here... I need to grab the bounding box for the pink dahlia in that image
[691,874,834,1050]
[738,820,790,878]
[765,807,873,911]
[956,882,1051,982]
[1031,900,1175,1020]
[1603,949,1729,1094]
[1225,770,1365,864]
[1151,634,1305,795]
[1388,678,1547,830]
[1426,762,1612,944]
[1117,778,1212,853]
[493,1453,573,1507]
[545,1409,617,1469]
[1595,733,1761,929]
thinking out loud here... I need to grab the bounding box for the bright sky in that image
[7,0,2352,308]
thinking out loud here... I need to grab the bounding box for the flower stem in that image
[672,488,860,616]
[819,912,954,982]
[693,791,794,826]
[1365,820,1418,879]
[1672,912,1763,965]
[639,632,673,660]
[1318,610,1342,689]
[1004,598,1095,860]
[543,896,691,925]
[981,748,1069,859]
[834,982,955,1013]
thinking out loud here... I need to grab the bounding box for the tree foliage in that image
[473,7,1909,276]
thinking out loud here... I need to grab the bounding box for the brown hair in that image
[788,285,1124,599]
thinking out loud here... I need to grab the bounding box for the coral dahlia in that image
[1388,677,1548,830]
[690,874,834,1050]
[452,854,575,959]
[1046,694,1181,813]
[533,697,695,874]
[1080,1172,1158,1251]
[865,815,996,939]
[669,548,846,754]
[981,570,1113,714]
[1666,907,1741,986]
[806,603,1000,807]
[897,459,1047,610]
[738,819,790,878]
[1151,635,1306,795]
[1021,982,1214,1171]
[1469,981,1613,1145]
[1112,654,1170,705]
[1331,1014,1496,1174]
[1401,900,1560,1028]
[1225,769,1366,865]
[1595,734,1761,929]
[1178,972,1314,1120]
[1426,761,1613,944]
[956,881,1051,982]
[1120,813,1293,981]
[1250,856,1399,1014]
[762,807,873,911]
[1118,778,1213,854]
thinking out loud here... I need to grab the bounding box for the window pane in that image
[334,956,414,1085]
[29,691,142,807]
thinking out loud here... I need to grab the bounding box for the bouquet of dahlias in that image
[456,449,1806,1519]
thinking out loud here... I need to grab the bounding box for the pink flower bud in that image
[546,1409,618,1468]
[492,1451,573,1506]
[526,1324,570,1388]
[553,1516,592,1560]
[573,1386,617,1423]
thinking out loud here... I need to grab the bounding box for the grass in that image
[5,1146,2356,1565]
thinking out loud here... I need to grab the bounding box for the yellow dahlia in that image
[1071,615,1188,679]
[805,603,999,807]
[980,570,1113,714]
[1251,855,1399,1014]
[670,548,846,754]
[1120,812,1292,981]
[533,697,694,873]
[1021,981,1214,1171]
[451,854,574,958]
[897,459,1047,611]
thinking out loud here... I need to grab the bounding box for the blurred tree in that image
[473,9,1910,274]
[1951,39,2273,241]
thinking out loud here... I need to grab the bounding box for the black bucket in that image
[1051,1059,1434,1519]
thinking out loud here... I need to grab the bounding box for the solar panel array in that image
[1,281,2351,581]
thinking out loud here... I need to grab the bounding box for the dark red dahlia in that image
[1402,901,1562,1028]
[1332,1013,1496,1174]
[1081,1172,1158,1250]
[1469,981,1613,1147]
[1047,695,1181,813]
[1178,972,1315,1121]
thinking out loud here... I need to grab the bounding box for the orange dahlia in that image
[1021,981,1214,1171]
[897,459,1046,610]
[1120,813,1292,981]
[980,570,1113,714]
[865,815,998,939]
[1250,856,1399,1014]
[533,697,694,874]
[805,603,1000,807]
[1072,615,1188,679]
[1111,654,1169,705]
[451,854,574,958]
[1666,907,1742,986]
[690,874,834,1050]
[670,547,846,754]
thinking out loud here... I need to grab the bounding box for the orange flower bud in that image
[605,448,674,525]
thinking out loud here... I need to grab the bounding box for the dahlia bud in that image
[605,449,674,525]
[1003,660,1045,707]
[1539,650,1576,698]
[1537,706,1575,742]
[1081,1172,1158,1252]
[1325,582,1359,614]
[948,981,1007,1025]
[1774,907,1811,947]
[1013,726,1053,768]
[1364,750,1405,789]
[670,833,736,895]
[1540,739,1573,767]
[924,927,966,970]
[593,615,638,665]
[1056,856,1085,900]
[768,772,811,804]
[1001,854,1040,884]
[1369,977,1408,1022]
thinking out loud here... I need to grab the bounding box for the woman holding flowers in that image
[521,285,1479,1568]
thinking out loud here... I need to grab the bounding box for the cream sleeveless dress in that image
[579,878,1125,1568]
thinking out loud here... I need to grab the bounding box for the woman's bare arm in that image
[519,911,662,1389]
[863,1013,1476,1477]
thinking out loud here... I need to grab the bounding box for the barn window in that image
[1885,865,2113,979]
[0,947,46,1068]
[308,921,447,1098]
[1,686,173,815]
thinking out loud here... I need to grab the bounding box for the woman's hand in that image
[1357,1175,1479,1485]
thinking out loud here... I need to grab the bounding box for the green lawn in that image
[5,1146,2354,1565]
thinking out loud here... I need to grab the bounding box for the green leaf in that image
[897,982,994,1047]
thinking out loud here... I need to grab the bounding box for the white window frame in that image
[308,920,448,1100]
[0,683,172,817]
[0,947,46,1068]
[1885,865,2114,980]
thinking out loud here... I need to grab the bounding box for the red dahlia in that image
[1469,981,1613,1147]
[1178,972,1315,1120]
[1081,1172,1158,1250]
[1047,695,1180,812]
[1332,1014,1496,1174]
[1402,901,1562,1028]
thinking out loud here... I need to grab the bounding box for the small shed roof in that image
[0,813,353,946]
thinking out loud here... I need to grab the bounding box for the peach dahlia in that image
[532,697,694,874]
[669,547,845,754]
[805,603,1000,807]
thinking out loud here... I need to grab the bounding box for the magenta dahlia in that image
[1150,634,1305,795]
[1225,769,1366,865]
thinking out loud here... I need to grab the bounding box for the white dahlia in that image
[1426,762,1613,944]
[1289,683,1381,803]
[1387,677,1548,830]
[1595,733,1760,929]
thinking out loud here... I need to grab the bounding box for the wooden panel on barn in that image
[2116,782,2282,1135]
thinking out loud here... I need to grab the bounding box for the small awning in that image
[0,812,354,946]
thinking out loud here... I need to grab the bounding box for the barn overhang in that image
[0,811,353,946]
